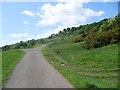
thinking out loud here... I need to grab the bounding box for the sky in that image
[0,0,119,46]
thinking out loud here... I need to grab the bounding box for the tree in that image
[2,45,10,51]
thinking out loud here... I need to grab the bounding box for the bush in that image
[86,83,98,89]
[84,29,120,49]
[73,33,87,43]
[73,35,84,43]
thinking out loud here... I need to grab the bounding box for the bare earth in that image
[4,45,73,88]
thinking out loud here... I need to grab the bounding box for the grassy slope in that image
[42,40,118,88]
[2,49,24,85]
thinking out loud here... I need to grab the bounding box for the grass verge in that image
[2,49,24,86]
[41,41,118,88]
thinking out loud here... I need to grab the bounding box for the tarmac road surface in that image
[4,45,73,88]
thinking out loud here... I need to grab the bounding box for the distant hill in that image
[2,38,51,51]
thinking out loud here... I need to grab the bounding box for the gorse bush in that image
[84,29,120,49]
[48,15,120,49]
[73,15,120,49]
[73,35,84,43]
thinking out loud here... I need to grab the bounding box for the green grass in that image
[2,49,24,85]
[42,40,118,88]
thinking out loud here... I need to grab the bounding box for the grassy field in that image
[2,49,24,85]
[42,40,118,88]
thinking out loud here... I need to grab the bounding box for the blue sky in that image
[1,0,119,46]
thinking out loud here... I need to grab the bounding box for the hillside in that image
[42,40,118,88]
[2,15,120,51]
[48,15,120,49]
[41,15,119,88]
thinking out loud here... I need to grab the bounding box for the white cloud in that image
[22,10,35,17]
[36,0,104,26]
[0,35,5,47]
[1,33,35,47]
[0,34,4,47]
[36,26,65,39]
[0,39,7,47]
[11,39,23,43]
[10,33,34,39]
[0,35,13,47]
[84,9,104,17]
[0,39,23,47]
[24,21,29,24]
[36,24,80,39]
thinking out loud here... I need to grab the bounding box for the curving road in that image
[4,45,73,88]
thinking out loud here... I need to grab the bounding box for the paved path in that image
[4,45,73,88]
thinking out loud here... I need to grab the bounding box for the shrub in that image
[86,83,98,89]
[84,29,120,49]
[73,35,84,43]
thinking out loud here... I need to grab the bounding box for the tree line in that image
[49,15,120,49]
[2,38,51,51]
